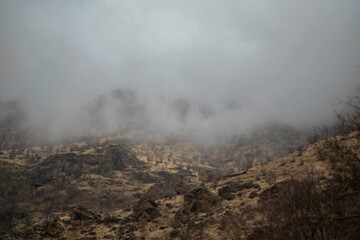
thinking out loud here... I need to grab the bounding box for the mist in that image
[1,0,360,143]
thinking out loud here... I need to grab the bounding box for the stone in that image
[133,195,161,221]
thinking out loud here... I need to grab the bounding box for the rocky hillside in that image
[2,96,359,239]
[2,129,359,239]
[0,119,308,238]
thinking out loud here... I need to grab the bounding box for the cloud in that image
[0,0,359,141]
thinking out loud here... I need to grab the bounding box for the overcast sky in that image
[0,0,360,139]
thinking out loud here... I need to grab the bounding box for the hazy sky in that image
[0,1,360,139]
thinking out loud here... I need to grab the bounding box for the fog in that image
[0,0,360,142]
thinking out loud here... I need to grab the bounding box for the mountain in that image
[1,129,358,239]
[1,92,359,239]
[0,119,307,238]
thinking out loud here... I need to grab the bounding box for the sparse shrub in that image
[335,95,360,134]
[296,145,304,156]
[218,211,250,240]
[248,94,360,240]
[265,170,277,186]
[242,158,253,171]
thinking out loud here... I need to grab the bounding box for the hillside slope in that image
[1,130,358,239]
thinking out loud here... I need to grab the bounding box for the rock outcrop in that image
[133,195,160,221]
[218,186,235,200]
[33,218,65,239]
[71,207,101,222]
[183,187,221,213]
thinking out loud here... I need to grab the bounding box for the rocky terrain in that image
[1,130,359,239]
[0,96,359,239]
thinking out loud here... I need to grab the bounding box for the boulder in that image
[259,180,294,201]
[183,188,221,213]
[133,195,160,221]
[71,207,101,222]
[218,186,235,200]
[33,218,65,238]
[248,191,258,198]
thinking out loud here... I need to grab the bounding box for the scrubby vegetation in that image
[246,95,360,240]
[1,95,359,239]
